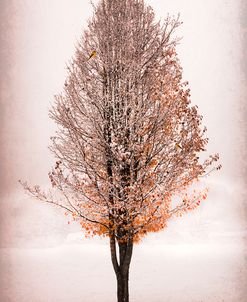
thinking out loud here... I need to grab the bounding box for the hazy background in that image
[0,0,246,301]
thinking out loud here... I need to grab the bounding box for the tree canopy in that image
[21,0,220,244]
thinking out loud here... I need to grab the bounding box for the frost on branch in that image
[20,0,220,243]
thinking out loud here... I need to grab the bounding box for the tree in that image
[20,0,221,301]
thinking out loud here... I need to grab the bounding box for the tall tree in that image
[21,0,221,301]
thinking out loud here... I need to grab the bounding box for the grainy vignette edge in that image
[0,0,12,196]
[0,0,12,300]
[240,0,247,300]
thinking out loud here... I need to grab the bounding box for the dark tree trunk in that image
[110,234,133,302]
[117,269,129,302]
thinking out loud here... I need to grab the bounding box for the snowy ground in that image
[0,235,246,302]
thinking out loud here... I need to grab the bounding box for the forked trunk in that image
[110,234,133,302]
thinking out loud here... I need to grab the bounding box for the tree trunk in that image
[110,234,133,302]
[117,269,130,302]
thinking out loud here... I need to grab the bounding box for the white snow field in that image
[0,239,246,302]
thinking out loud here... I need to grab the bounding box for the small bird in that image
[88,50,97,60]
[175,143,182,150]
